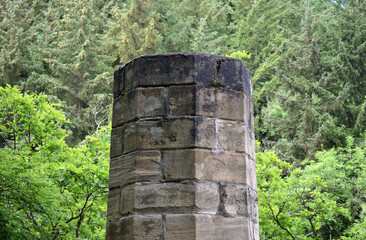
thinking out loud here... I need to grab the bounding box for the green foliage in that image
[257,149,346,239]
[0,86,109,239]
[257,137,366,239]
[226,50,251,61]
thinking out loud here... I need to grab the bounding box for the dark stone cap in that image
[113,52,252,99]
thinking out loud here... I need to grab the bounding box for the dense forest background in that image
[0,0,365,239]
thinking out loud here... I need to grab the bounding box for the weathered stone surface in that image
[196,86,244,121]
[194,117,216,149]
[113,53,252,96]
[164,149,256,188]
[123,122,138,153]
[244,95,256,159]
[168,85,195,116]
[122,54,195,92]
[195,150,256,189]
[112,88,164,127]
[113,66,124,98]
[123,117,216,153]
[137,119,195,150]
[241,64,252,99]
[106,215,163,240]
[121,183,195,214]
[217,120,246,152]
[195,181,219,213]
[218,59,244,91]
[195,214,256,240]
[245,132,256,160]
[163,150,195,181]
[107,188,120,221]
[109,151,161,188]
[137,87,165,118]
[220,184,258,222]
[193,54,219,86]
[112,91,137,127]
[120,182,219,214]
[110,126,123,158]
[165,214,196,239]
[165,214,258,240]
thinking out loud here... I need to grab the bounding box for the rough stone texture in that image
[165,214,258,240]
[110,126,123,158]
[120,182,219,215]
[112,88,165,127]
[217,120,246,152]
[107,188,120,221]
[220,184,258,221]
[106,215,163,240]
[106,52,258,240]
[109,151,161,189]
[163,149,257,189]
[196,86,244,121]
[168,85,195,116]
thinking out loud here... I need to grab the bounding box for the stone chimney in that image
[106,52,258,240]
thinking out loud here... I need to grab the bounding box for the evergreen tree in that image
[39,0,114,144]
[105,0,167,65]
[0,0,47,87]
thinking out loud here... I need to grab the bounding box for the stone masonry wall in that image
[106,52,259,240]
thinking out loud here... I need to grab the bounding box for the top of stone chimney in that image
[113,52,252,99]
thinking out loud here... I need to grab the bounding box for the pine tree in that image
[39,0,114,144]
[0,0,47,87]
[257,0,352,163]
[105,0,167,65]
[164,0,232,54]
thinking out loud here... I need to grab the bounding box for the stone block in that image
[113,66,124,98]
[124,61,139,93]
[123,122,138,153]
[220,184,258,221]
[124,54,196,92]
[194,54,218,86]
[195,150,256,188]
[194,117,216,149]
[137,118,195,150]
[120,182,219,214]
[165,214,196,239]
[195,181,219,213]
[123,117,215,153]
[168,85,195,116]
[217,59,244,91]
[109,151,161,188]
[163,149,256,188]
[217,120,246,152]
[164,214,257,240]
[121,183,194,214]
[106,215,163,240]
[110,126,123,158]
[195,214,255,240]
[112,88,164,127]
[107,188,120,221]
[112,91,137,127]
[244,95,256,159]
[241,64,252,99]
[137,87,164,118]
[244,95,254,132]
[163,150,195,181]
[196,86,244,121]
